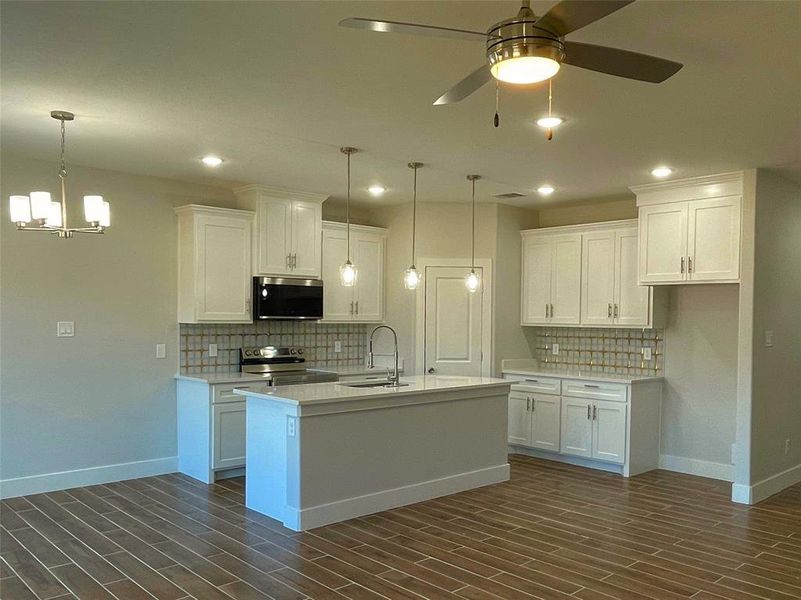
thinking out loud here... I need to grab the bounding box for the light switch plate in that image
[764,330,774,348]
[56,321,74,337]
[551,343,559,356]
[642,347,653,361]
[155,343,166,359]
[334,341,342,353]
[208,343,218,357]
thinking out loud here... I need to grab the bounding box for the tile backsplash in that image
[180,321,369,373]
[534,327,664,376]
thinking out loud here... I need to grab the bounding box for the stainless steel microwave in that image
[253,277,324,320]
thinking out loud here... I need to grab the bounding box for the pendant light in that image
[465,174,481,293]
[9,110,111,238]
[339,147,358,286]
[404,162,423,290]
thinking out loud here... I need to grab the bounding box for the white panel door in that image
[560,397,593,458]
[255,198,292,275]
[551,235,582,325]
[614,228,651,326]
[581,231,615,326]
[687,196,741,282]
[291,201,322,278]
[321,229,353,321]
[521,237,552,325]
[530,394,561,452]
[213,402,246,470]
[353,232,384,322]
[592,400,627,464]
[196,214,252,322]
[508,392,532,446]
[424,266,483,376]
[638,203,688,283]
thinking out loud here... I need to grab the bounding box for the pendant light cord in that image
[411,165,417,265]
[346,150,351,261]
[58,117,68,228]
[471,177,476,269]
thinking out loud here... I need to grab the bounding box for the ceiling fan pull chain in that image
[494,80,500,128]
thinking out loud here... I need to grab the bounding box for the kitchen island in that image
[234,375,511,531]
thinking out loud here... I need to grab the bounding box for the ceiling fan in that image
[340,0,683,105]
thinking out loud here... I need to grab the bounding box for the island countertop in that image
[233,375,510,406]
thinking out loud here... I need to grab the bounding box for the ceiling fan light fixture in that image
[490,56,561,85]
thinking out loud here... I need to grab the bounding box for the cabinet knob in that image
[427,367,436,374]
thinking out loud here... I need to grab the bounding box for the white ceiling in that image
[2,1,800,207]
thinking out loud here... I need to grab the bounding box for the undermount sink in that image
[339,380,410,389]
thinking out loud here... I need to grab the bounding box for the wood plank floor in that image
[1,455,800,600]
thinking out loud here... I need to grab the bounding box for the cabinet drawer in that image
[562,379,627,403]
[505,375,561,396]
[213,384,258,404]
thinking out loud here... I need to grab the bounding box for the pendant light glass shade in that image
[30,191,52,220]
[404,162,424,291]
[465,174,481,293]
[45,202,63,227]
[340,147,358,287]
[404,266,421,290]
[83,195,104,223]
[99,201,111,228]
[9,195,31,224]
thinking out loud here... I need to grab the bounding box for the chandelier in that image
[9,110,110,238]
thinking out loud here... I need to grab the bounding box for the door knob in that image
[427,367,436,374]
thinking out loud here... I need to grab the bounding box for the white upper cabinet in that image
[321,221,386,323]
[632,172,743,285]
[521,233,581,325]
[176,205,254,323]
[234,185,327,278]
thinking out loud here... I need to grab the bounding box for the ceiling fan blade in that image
[339,17,487,41]
[563,41,683,83]
[535,1,635,37]
[433,65,492,105]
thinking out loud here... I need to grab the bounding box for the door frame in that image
[414,257,493,378]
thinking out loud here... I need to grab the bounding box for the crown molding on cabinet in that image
[233,184,329,204]
[521,218,637,237]
[630,171,745,207]
[174,204,255,217]
[322,220,387,235]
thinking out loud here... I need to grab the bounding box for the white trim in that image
[731,462,801,505]
[414,257,493,378]
[520,218,637,236]
[509,447,624,475]
[233,184,328,204]
[0,456,178,499]
[286,463,509,531]
[630,171,744,195]
[659,454,733,482]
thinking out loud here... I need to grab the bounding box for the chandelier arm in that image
[59,118,68,230]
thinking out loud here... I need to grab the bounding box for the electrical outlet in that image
[785,439,791,456]
[56,321,75,337]
[334,340,342,353]
[764,330,774,348]
[642,347,653,361]
[551,343,559,356]
[287,418,296,437]
[155,343,166,359]
[209,343,218,357]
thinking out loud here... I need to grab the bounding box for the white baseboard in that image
[509,446,624,475]
[731,462,801,505]
[285,463,510,531]
[0,456,178,499]
[659,454,734,482]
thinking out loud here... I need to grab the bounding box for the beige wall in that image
[536,197,636,228]
[662,285,740,466]
[749,170,801,482]
[0,153,235,483]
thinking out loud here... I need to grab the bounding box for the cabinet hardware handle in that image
[584,384,600,388]
[527,397,530,411]
[587,404,591,420]
[593,405,597,420]
[681,256,685,274]
[294,253,298,268]
[608,303,612,318]
[545,304,548,318]
[614,304,619,318]
[525,379,539,383]
[550,303,554,318]
[355,301,359,315]
[286,254,290,269]
[350,301,354,315]
[688,256,693,273]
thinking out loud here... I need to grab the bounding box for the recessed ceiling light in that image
[367,185,386,196]
[201,155,223,167]
[536,116,564,128]
[651,166,673,178]
[537,185,555,196]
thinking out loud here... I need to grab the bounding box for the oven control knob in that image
[244,350,251,356]
[290,348,296,355]
[297,349,304,355]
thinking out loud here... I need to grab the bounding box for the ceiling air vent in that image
[494,192,526,199]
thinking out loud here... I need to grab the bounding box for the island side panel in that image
[177,379,213,484]
[245,397,296,525]
[294,387,510,530]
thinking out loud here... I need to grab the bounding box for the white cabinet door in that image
[195,214,252,322]
[291,201,322,278]
[550,235,582,325]
[592,400,627,464]
[353,232,384,322]
[530,394,560,452]
[508,392,532,446]
[560,397,593,458]
[614,228,650,326]
[321,228,354,321]
[521,236,552,325]
[638,203,688,283]
[581,231,615,326]
[255,198,292,275]
[212,402,246,470]
[687,196,741,282]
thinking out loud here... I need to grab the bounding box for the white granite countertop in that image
[234,375,511,406]
[500,359,662,384]
[175,364,404,385]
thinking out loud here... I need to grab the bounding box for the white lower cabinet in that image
[212,402,246,470]
[505,373,661,477]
